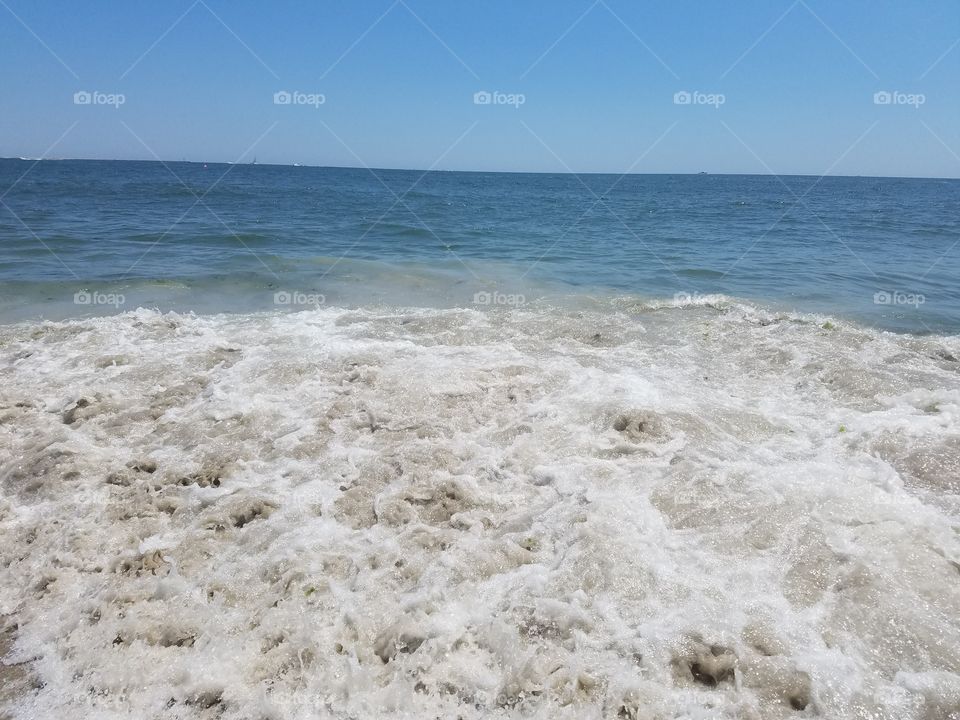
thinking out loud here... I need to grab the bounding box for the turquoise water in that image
[0,158,957,332]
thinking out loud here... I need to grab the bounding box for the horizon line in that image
[2,157,958,182]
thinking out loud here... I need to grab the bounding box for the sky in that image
[0,0,958,177]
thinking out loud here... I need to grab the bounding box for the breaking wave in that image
[1,299,959,719]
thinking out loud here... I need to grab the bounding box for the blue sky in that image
[0,0,958,177]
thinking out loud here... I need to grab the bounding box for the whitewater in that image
[1,297,959,719]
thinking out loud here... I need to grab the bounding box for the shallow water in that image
[1,298,959,718]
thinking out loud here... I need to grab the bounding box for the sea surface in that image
[0,159,958,331]
[1,159,959,720]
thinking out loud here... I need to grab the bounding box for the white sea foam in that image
[1,301,959,719]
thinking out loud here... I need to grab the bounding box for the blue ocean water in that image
[0,158,957,332]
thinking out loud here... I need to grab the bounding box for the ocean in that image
[1,159,959,719]
[1,159,958,331]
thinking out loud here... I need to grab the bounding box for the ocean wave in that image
[0,305,958,718]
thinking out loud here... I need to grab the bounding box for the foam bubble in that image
[1,302,959,718]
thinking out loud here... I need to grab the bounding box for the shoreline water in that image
[0,276,949,337]
[1,302,959,718]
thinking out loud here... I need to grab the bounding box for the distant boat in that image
[293,163,302,167]
[251,157,257,165]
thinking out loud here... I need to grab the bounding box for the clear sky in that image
[0,0,958,177]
